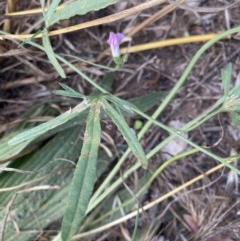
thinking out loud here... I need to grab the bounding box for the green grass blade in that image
[102,99,148,169]
[61,102,101,241]
[8,101,89,146]
[42,28,66,78]
[48,0,123,27]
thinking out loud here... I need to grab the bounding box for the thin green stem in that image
[56,55,107,93]
[60,54,115,71]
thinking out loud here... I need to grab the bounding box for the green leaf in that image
[53,83,85,99]
[8,101,89,146]
[42,28,66,78]
[48,0,124,27]
[44,0,62,27]
[221,63,232,97]
[61,102,101,241]
[0,110,88,163]
[102,99,148,169]
[0,127,83,241]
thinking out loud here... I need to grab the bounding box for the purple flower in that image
[107,32,124,57]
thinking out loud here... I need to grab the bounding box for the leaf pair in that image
[8,85,149,170]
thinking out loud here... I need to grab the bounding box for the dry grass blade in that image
[4,0,72,16]
[120,34,218,54]
[177,190,239,241]
[0,170,61,192]
[0,167,33,173]
[3,0,17,32]
[167,0,240,13]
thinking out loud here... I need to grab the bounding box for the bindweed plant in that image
[0,1,240,241]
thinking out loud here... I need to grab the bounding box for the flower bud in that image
[107,32,124,57]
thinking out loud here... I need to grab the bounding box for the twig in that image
[167,0,240,13]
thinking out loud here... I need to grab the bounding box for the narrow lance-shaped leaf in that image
[44,0,61,27]
[102,99,148,169]
[8,100,89,146]
[42,28,66,78]
[53,83,85,99]
[61,101,101,241]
